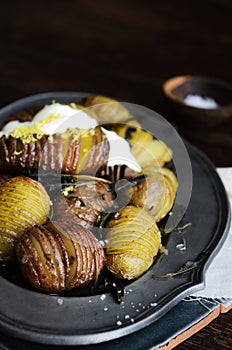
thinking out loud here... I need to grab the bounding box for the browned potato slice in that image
[53,198,99,229]
[44,222,82,290]
[74,131,93,173]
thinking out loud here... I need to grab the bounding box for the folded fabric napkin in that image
[193,167,232,298]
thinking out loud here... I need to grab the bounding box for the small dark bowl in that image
[163,75,232,128]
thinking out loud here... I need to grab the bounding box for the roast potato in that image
[126,128,172,168]
[84,95,132,123]
[105,205,162,279]
[131,166,178,221]
[53,176,114,229]
[0,176,50,260]
[0,126,109,175]
[110,124,173,169]
[16,219,106,293]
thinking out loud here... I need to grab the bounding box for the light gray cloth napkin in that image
[193,167,232,298]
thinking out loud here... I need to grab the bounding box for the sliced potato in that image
[106,205,161,279]
[0,126,109,175]
[133,166,178,221]
[84,95,131,123]
[129,129,173,168]
[53,176,114,229]
[0,176,50,260]
[16,224,68,293]
[16,218,106,293]
[106,120,142,138]
[45,219,106,289]
[131,172,167,218]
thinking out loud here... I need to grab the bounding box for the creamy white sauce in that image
[1,120,31,135]
[102,127,141,172]
[32,104,97,133]
[1,103,97,137]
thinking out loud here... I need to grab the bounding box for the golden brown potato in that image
[105,205,162,279]
[126,128,173,168]
[84,95,131,123]
[131,167,178,221]
[0,176,50,260]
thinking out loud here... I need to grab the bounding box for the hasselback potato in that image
[84,95,132,124]
[131,166,178,221]
[112,125,173,169]
[0,126,109,175]
[16,219,106,293]
[53,176,115,229]
[105,205,162,279]
[0,176,50,260]
[84,95,132,123]
[0,97,178,294]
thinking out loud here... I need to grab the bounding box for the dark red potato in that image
[16,218,106,293]
[0,126,109,175]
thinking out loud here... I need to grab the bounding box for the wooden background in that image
[0,0,231,349]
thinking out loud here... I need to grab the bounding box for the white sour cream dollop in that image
[1,103,97,136]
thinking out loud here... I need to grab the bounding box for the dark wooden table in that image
[0,1,231,349]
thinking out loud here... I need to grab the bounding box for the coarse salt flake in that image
[184,94,218,109]
[100,294,106,301]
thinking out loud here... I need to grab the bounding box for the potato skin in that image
[53,178,114,229]
[16,225,68,293]
[53,199,99,229]
[131,167,178,221]
[0,176,50,260]
[0,126,109,175]
[84,95,131,123]
[106,205,161,279]
[54,219,105,289]
[16,217,106,293]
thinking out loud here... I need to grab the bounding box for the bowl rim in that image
[163,75,232,111]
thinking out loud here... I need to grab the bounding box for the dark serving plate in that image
[0,92,230,346]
